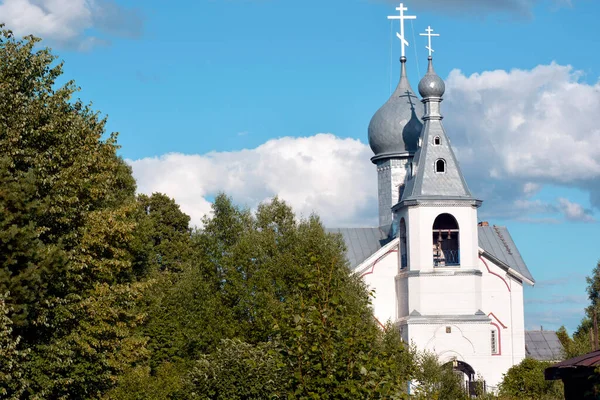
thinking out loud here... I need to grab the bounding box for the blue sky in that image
[1,0,599,333]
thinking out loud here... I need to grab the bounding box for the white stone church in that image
[328,4,537,391]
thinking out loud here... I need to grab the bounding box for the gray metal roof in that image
[478,225,534,283]
[326,227,390,270]
[525,330,564,361]
[401,59,475,203]
[368,57,423,161]
[329,225,533,280]
[401,119,474,201]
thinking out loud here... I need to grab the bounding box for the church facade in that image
[329,5,535,390]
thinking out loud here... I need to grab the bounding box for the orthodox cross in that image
[420,26,439,57]
[387,3,416,58]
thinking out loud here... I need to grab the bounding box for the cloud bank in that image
[130,134,376,228]
[0,0,143,50]
[129,62,600,227]
[444,62,600,223]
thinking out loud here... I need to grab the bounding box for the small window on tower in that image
[491,329,499,354]
[435,159,446,173]
[434,136,441,145]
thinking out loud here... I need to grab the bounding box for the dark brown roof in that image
[545,350,600,380]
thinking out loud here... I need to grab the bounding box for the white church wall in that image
[395,274,409,319]
[359,245,399,327]
[407,322,493,376]
[509,274,527,364]
[478,254,527,388]
[408,272,482,316]
[356,227,528,389]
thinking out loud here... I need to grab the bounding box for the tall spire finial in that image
[419,26,439,57]
[387,3,416,58]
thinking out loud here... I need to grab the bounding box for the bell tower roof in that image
[401,56,479,206]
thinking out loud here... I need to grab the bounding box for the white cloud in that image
[129,62,600,227]
[129,134,377,228]
[443,62,600,220]
[0,0,143,49]
[557,197,595,222]
[523,182,541,197]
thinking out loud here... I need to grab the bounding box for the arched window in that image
[432,213,459,267]
[400,218,407,269]
[435,159,446,173]
[434,136,441,145]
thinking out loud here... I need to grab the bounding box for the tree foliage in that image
[556,261,600,360]
[411,351,469,400]
[498,358,563,400]
[0,27,150,398]
[189,339,285,400]
[0,293,28,399]
[557,323,593,360]
[105,363,189,400]
[137,194,415,399]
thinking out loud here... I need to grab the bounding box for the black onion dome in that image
[368,57,423,161]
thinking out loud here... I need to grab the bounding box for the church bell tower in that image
[394,52,491,364]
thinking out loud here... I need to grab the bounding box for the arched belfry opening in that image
[400,218,407,269]
[432,213,460,266]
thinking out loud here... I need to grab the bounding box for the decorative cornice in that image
[371,151,414,163]
[397,312,491,325]
[396,269,482,279]
[393,198,482,211]
[377,161,408,172]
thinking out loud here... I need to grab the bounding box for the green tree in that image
[200,195,414,398]
[585,261,600,350]
[142,258,236,369]
[498,358,563,400]
[136,193,193,273]
[105,362,189,400]
[0,27,150,398]
[189,339,285,400]
[137,194,415,399]
[557,324,592,359]
[411,351,468,400]
[556,260,600,360]
[136,193,238,369]
[0,293,28,399]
